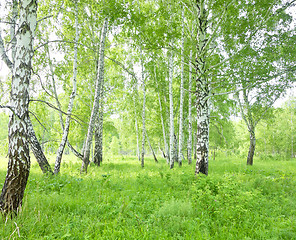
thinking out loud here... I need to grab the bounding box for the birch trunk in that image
[10,0,18,61]
[236,87,257,166]
[155,67,169,164]
[187,49,193,165]
[54,1,79,174]
[141,50,146,168]
[146,130,158,163]
[169,50,175,169]
[27,118,53,174]
[195,97,210,175]
[132,87,140,162]
[94,87,104,166]
[195,0,210,175]
[178,6,185,167]
[0,0,37,215]
[247,129,256,165]
[135,118,140,161]
[81,18,108,173]
[0,0,53,175]
[47,43,83,160]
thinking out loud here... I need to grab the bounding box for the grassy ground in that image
[0,154,295,239]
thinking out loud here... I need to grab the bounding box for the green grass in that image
[0,154,296,239]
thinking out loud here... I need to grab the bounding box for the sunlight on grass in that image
[0,154,295,239]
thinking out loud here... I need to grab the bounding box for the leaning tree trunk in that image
[27,118,53,174]
[0,0,37,215]
[47,44,83,160]
[146,130,158,163]
[81,18,108,173]
[247,128,256,165]
[195,0,210,175]
[54,0,79,174]
[178,6,185,167]
[94,86,104,166]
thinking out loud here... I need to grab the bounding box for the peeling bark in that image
[27,118,53,174]
[194,0,210,175]
[0,1,53,175]
[0,0,37,215]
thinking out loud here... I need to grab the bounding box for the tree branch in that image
[35,40,96,52]
[29,99,86,125]
[0,30,13,71]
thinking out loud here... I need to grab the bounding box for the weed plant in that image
[0,154,295,239]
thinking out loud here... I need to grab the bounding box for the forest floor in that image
[0,154,295,239]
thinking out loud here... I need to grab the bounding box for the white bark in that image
[178,6,185,166]
[81,18,108,173]
[47,45,83,160]
[145,130,158,163]
[195,0,210,175]
[135,118,140,161]
[54,1,79,174]
[10,0,18,61]
[141,49,146,168]
[187,49,193,165]
[169,50,175,169]
[133,93,140,161]
[0,0,37,214]
[94,76,105,166]
[155,67,169,164]
[0,1,53,175]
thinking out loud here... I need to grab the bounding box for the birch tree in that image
[141,49,146,168]
[155,67,169,164]
[187,48,193,164]
[54,0,79,174]
[0,0,37,215]
[178,6,185,167]
[0,0,53,175]
[194,0,210,175]
[168,50,175,169]
[81,17,108,173]
[94,77,105,166]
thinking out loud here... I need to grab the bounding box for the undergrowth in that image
[0,155,295,239]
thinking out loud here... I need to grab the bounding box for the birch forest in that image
[0,0,296,238]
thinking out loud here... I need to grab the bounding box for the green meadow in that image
[0,155,295,240]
